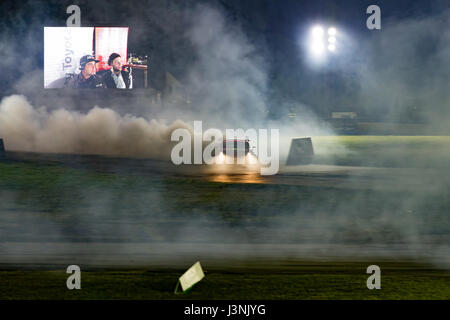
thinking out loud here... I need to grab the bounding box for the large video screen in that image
[44,27,147,89]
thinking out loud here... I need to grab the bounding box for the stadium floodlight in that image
[309,25,325,57]
[312,25,324,38]
[327,27,337,52]
[308,25,339,61]
[311,41,325,54]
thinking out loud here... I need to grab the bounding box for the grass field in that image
[1,156,449,243]
[0,136,450,299]
[1,262,449,299]
[311,136,450,168]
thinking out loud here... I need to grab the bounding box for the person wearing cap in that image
[65,55,105,89]
[101,53,132,89]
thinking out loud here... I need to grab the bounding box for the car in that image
[222,139,250,157]
[212,139,257,164]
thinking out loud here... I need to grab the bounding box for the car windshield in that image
[223,141,249,149]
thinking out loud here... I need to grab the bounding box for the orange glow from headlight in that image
[215,152,225,164]
[246,153,258,165]
[214,152,259,166]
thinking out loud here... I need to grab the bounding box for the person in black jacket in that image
[102,53,132,89]
[65,55,105,89]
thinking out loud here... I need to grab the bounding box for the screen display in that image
[44,27,138,89]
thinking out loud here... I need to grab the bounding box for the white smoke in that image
[0,94,190,159]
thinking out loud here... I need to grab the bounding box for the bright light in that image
[312,26,324,38]
[246,153,259,165]
[311,41,325,54]
[215,152,225,164]
[306,25,342,64]
[309,25,326,57]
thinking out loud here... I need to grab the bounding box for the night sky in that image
[0,0,448,120]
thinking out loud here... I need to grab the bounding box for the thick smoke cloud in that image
[0,95,189,159]
[183,5,268,127]
[355,7,450,125]
[0,1,449,272]
[0,1,332,159]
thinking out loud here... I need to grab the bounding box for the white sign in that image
[44,27,94,88]
[179,261,205,292]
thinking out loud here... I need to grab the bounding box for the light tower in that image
[309,25,338,59]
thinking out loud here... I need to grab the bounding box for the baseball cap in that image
[79,54,100,70]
